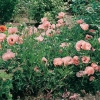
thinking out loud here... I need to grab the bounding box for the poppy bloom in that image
[0,33,6,42]
[0,25,7,32]
[89,76,95,81]
[42,57,48,65]
[62,56,73,66]
[8,27,18,34]
[91,63,99,71]
[57,12,65,19]
[53,58,63,66]
[81,42,92,50]
[73,56,80,65]
[80,23,89,31]
[2,49,15,61]
[34,35,44,42]
[82,56,90,63]
[7,34,19,46]
[84,66,94,76]
[85,34,92,40]
[76,19,83,24]
[76,71,86,77]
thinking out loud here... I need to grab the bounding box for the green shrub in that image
[0,71,13,100]
[0,0,18,24]
[27,0,65,23]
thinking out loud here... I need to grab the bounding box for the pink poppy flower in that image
[56,23,62,28]
[76,19,83,24]
[50,24,55,29]
[69,94,78,100]
[7,34,19,46]
[33,27,37,33]
[53,58,63,66]
[34,35,44,42]
[82,56,90,63]
[0,33,6,42]
[38,24,45,30]
[81,42,92,50]
[89,29,96,33]
[42,57,48,64]
[91,63,99,71]
[80,23,89,31]
[76,71,86,77]
[17,37,23,44]
[43,21,51,28]
[73,56,80,66]
[2,49,15,61]
[41,17,48,23]
[60,42,69,48]
[75,40,85,51]
[34,66,39,72]
[46,29,55,37]
[85,34,92,40]
[89,76,95,81]
[57,12,65,19]
[84,66,94,76]
[62,56,73,66]
[8,27,18,34]
[57,19,64,24]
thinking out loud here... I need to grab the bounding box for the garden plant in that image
[0,0,100,100]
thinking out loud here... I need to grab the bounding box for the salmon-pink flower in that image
[43,21,51,28]
[81,42,92,50]
[38,24,45,30]
[75,40,85,51]
[85,34,92,40]
[69,94,78,100]
[89,76,95,81]
[89,29,96,33]
[34,66,39,72]
[50,24,55,29]
[60,42,69,48]
[62,56,73,66]
[8,27,18,34]
[57,12,65,19]
[33,27,37,33]
[46,29,55,37]
[56,23,62,28]
[76,71,86,77]
[0,33,6,42]
[80,23,89,31]
[82,56,90,63]
[53,58,63,66]
[76,19,83,24]
[73,56,80,66]
[91,63,99,71]
[2,49,15,61]
[7,34,19,46]
[41,17,48,23]
[58,19,64,24]
[34,35,44,42]
[84,66,94,76]
[42,57,48,64]
[17,37,23,44]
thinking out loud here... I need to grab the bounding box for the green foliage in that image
[27,0,65,23]
[0,0,18,24]
[0,70,13,100]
